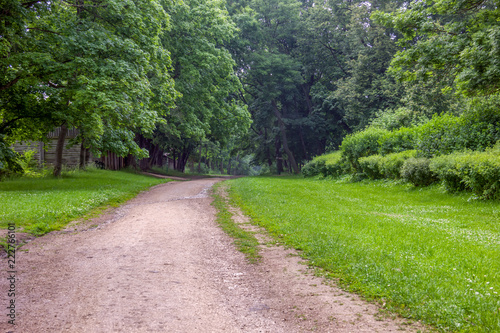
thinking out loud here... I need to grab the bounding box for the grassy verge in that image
[0,168,169,235]
[211,182,261,263]
[227,176,500,332]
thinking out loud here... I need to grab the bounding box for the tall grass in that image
[227,177,500,332]
[0,168,168,235]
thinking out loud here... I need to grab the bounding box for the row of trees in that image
[224,0,500,173]
[1,0,250,176]
[3,0,499,176]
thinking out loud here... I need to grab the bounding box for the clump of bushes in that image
[380,150,418,179]
[358,155,385,179]
[430,146,500,199]
[302,97,500,199]
[359,150,419,181]
[302,151,346,178]
[379,127,417,155]
[340,128,389,172]
[401,158,437,187]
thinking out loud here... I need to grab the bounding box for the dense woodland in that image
[1,0,500,177]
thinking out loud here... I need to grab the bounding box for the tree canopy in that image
[2,0,498,176]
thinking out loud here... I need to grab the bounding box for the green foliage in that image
[378,127,417,155]
[373,0,500,97]
[360,150,418,180]
[414,114,461,158]
[340,128,389,172]
[0,169,168,234]
[228,177,500,332]
[302,151,345,178]
[415,98,500,157]
[431,148,500,199]
[401,158,437,187]
[380,150,417,180]
[358,154,385,180]
[0,136,21,177]
[429,154,468,193]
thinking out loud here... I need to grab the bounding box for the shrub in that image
[416,97,500,157]
[429,154,467,192]
[456,97,500,151]
[359,155,385,179]
[380,150,418,179]
[415,114,460,157]
[340,128,389,172]
[401,158,437,187]
[302,151,345,178]
[379,127,417,155]
[431,148,500,199]
[321,151,347,177]
[302,156,327,178]
[0,138,22,179]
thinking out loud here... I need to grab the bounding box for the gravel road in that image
[1,178,425,332]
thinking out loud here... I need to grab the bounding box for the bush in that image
[359,155,385,179]
[380,150,418,179]
[302,151,345,178]
[340,128,389,172]
[416,97,500,157]
[401,158,437,187]
[379,127,417,155]
[415,114,460,157]
[430,148,500,199]
[429,154,467,192]
[456,97,500,151]
[302,157,326,178]
[358,150,418,180]
[0,138,22,179]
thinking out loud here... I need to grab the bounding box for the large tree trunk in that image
[53,124,68,177]
[272,100,300,174]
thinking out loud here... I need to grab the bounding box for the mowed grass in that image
[227,177,500,332]
[0,169,169,235]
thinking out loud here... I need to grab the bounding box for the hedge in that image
[380,150,418,179]
[359,150,418,180]
[302,151,345,178]
[430,147,500,199]
[340,128,389,172]
[401,158,438,187]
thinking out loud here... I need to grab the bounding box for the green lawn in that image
[227,176,500,332]
[0,169,169,235]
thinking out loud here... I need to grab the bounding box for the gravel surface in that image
[1,178,426,332]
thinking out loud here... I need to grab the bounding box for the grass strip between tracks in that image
[212,182,261,264]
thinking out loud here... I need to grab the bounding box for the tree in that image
[1,0,177,176]
[373,0,500,97]
[152,0,251,172]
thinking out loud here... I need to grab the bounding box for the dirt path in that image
[1,179,425,332]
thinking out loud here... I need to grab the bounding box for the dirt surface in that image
[1,178,426,332]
